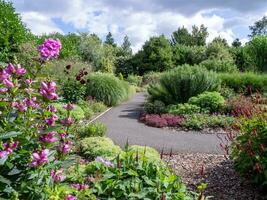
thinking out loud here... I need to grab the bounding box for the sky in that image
[10,0,267,52]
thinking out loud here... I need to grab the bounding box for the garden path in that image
[97,92,226,154]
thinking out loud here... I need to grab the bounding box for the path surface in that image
[98,93,225,154]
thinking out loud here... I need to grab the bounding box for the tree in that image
[121,35,132,57]
[170,25,208,46]
[105,32,116,47]
[232,38,242,47]
[210,36,228,47]
[249,16,267,38]
[132,35,173,75]
[0,0,30,62]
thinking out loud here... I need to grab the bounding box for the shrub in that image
[128,145,161,163]
[86,73,133,106]
[61,79,86,103]
[83,150,195,200]
[200,58,238,73]
[126,74,142,86]
[219,86,236,99]
[140,114,184,128]
[142,71,162,85]
[80,137,122,159]
[52,103,85,121]
[188,91,225,113]
[144,100,166,114]
[148,64,220,104]
[219,72,267,94]
[87,100,107,113]
[78,122,107,138]
[231,115,267,187]
[183,114,234,130]
[167,103,201,115]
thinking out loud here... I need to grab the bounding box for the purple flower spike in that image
[38,38,62,60]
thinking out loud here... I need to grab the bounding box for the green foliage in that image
[171,25,208,46]
[219,72,267,94]
[188,92,225,113]
[126,75,142,87]
[183,114,234,130]
[246,35,267,72]
[231,115,267,187]
[61,79,86,103]
[127,145,161,163]
[114,56,134,77]
[142,71,162,85]
[200,58,238,73]
[86,73,133,106]
[133,35,173,74]
[104,32,116,47]
[148,65,221,105]
[117,72,124,80]
[53,103,85,121]
[230,46,251,72]
[167,103,201,115]
[0,0,31,62]
[78,122,107,138]
[85,150,194,200]
[249,16,267,38]
[145,100,166,114]
[120,35,132,57]
[80,137,122,160]
[232,38,242,47]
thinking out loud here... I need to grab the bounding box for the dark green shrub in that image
[142,71,162,85]
[167,103,201,115]
[219,72,267,94]
[80,137,122,159]
[78,122,107,138]
[231,115,267,188]
[52,103,85,121]
[86,73,133,106]
[188,91,225,113]
[183,114,234,130]
[145,100,166,114]
[61,79,86,103]
[148,64,221,104]
[126,75,142,86]
[200,58,238,73]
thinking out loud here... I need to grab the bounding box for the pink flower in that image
[65,195,76,200]
[0,88,8,93]
[45,115,58,126]
[72,183,88,191]
[25,78,33,85]
[58,141,72,154]
[0,141,19,158]
[47,105,57,113]
[3,79,14,88]
[0,151,8,158]
[5,63,16,74]
[63,103,75,111]
[50,169,65,183]
[38,38,62,60]
[40,81,58,100]
[26,97,39,108]
[59,133,67,140]
[40,131,57,143]
[61,117,74,126]
[15,64,26,75]
[31,149,49,167]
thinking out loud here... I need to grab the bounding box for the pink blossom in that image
[50,169,65,183]
[58,141,72,154]
[63,103,75,111]
[40,131,57,143]
[47,105,57,113]
[95,156,113,167]
[45,115,58,126]
[26,97,39,108]
[38,38,62,60]
[0,88,8,93]
[40,81,58,100]
[3,79,14,88]
[0,69,10,81]
[72,183,88,191]
[0,141,19,158]
[5,63,16,74]
[25,78,33,85]
[0,151,8,158]
[59,133,67,140]
[65,195,76,200]
[31,149,49,167]
[61,117,74,126]
[15,64,26,75]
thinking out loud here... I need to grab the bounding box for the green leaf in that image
[0,131,22,139]
[0,175,11,185]
[0,156,8,165]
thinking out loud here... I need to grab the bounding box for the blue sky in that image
[10,0,267,51]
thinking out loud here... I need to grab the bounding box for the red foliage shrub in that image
[140,114,184,128]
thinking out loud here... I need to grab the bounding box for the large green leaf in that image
[0,131,22,139]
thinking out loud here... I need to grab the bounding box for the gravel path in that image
[98,92,226,154]
[164,153,265,200]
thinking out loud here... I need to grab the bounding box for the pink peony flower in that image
[65,195,76,200]
[40,131,57,143]
[58,141,72,154]
[31,149,49,167]
[40,81,58,100]
[50,169,65,183]
[63,103,75,111]
[61,117,74,126]
[3,79,14,88]
[38,38,62,60]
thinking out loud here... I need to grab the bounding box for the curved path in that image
[97,93,225,154]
